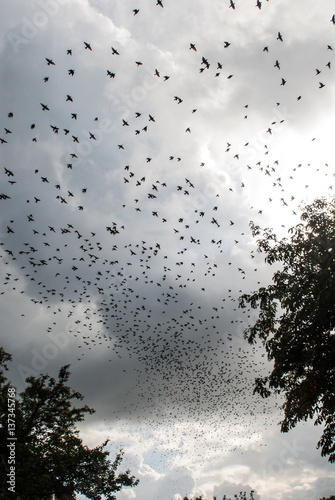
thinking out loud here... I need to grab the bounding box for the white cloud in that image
[1,1,334,499]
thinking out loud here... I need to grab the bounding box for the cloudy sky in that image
[1,0,335,499]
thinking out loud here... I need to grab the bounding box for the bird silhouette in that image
[0,7,333,468]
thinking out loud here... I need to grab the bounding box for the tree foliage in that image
[181,492,255,500]
[239,197,335,462]
[0,349,139,499]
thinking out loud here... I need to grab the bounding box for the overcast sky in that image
[1,1,335,499]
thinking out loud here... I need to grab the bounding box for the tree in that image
[0,349,139,499]
[181,493,255,500]
[238,197,335,462]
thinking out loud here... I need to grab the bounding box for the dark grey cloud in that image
[1,1,334,499]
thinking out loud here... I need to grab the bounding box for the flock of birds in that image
[1,1,334,463]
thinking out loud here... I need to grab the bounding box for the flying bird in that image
[1,8,332,451]
[4,168,14,177]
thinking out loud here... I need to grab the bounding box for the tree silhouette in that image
[239,197,335,462]
[0,348,139,499]
[181,492,255,500]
